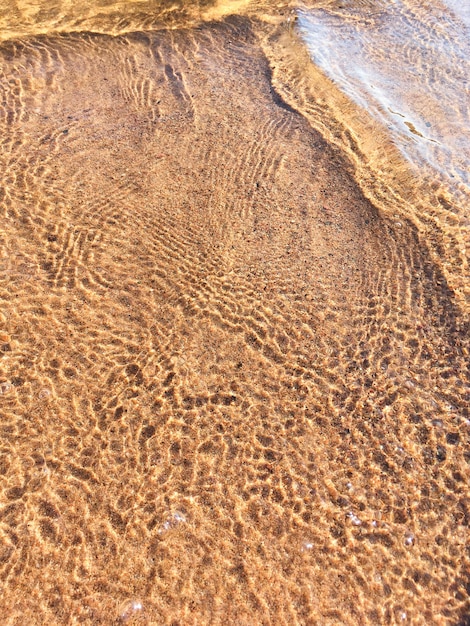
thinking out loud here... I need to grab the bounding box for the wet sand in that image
[0,4,469,626]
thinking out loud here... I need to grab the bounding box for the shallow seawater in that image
[298,0,470,190]
[0,1,468,624]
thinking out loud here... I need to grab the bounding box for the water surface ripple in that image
[0,1,468,624]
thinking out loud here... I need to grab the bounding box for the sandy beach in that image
[0,2,469,624]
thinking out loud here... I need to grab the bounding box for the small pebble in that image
[347,512,362,526]
[404,532,415,546]
[158,510,186,534]
[119,599,143,622]
[0,382,12,395]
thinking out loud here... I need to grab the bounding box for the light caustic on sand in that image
[0,1,469,624]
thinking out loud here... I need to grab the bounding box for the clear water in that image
[0,1,468,624]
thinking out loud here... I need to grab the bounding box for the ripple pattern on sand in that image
[0,10,469,626]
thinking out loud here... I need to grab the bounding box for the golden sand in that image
[0,1,468,624]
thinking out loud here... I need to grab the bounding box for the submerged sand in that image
[0,6,469,626]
